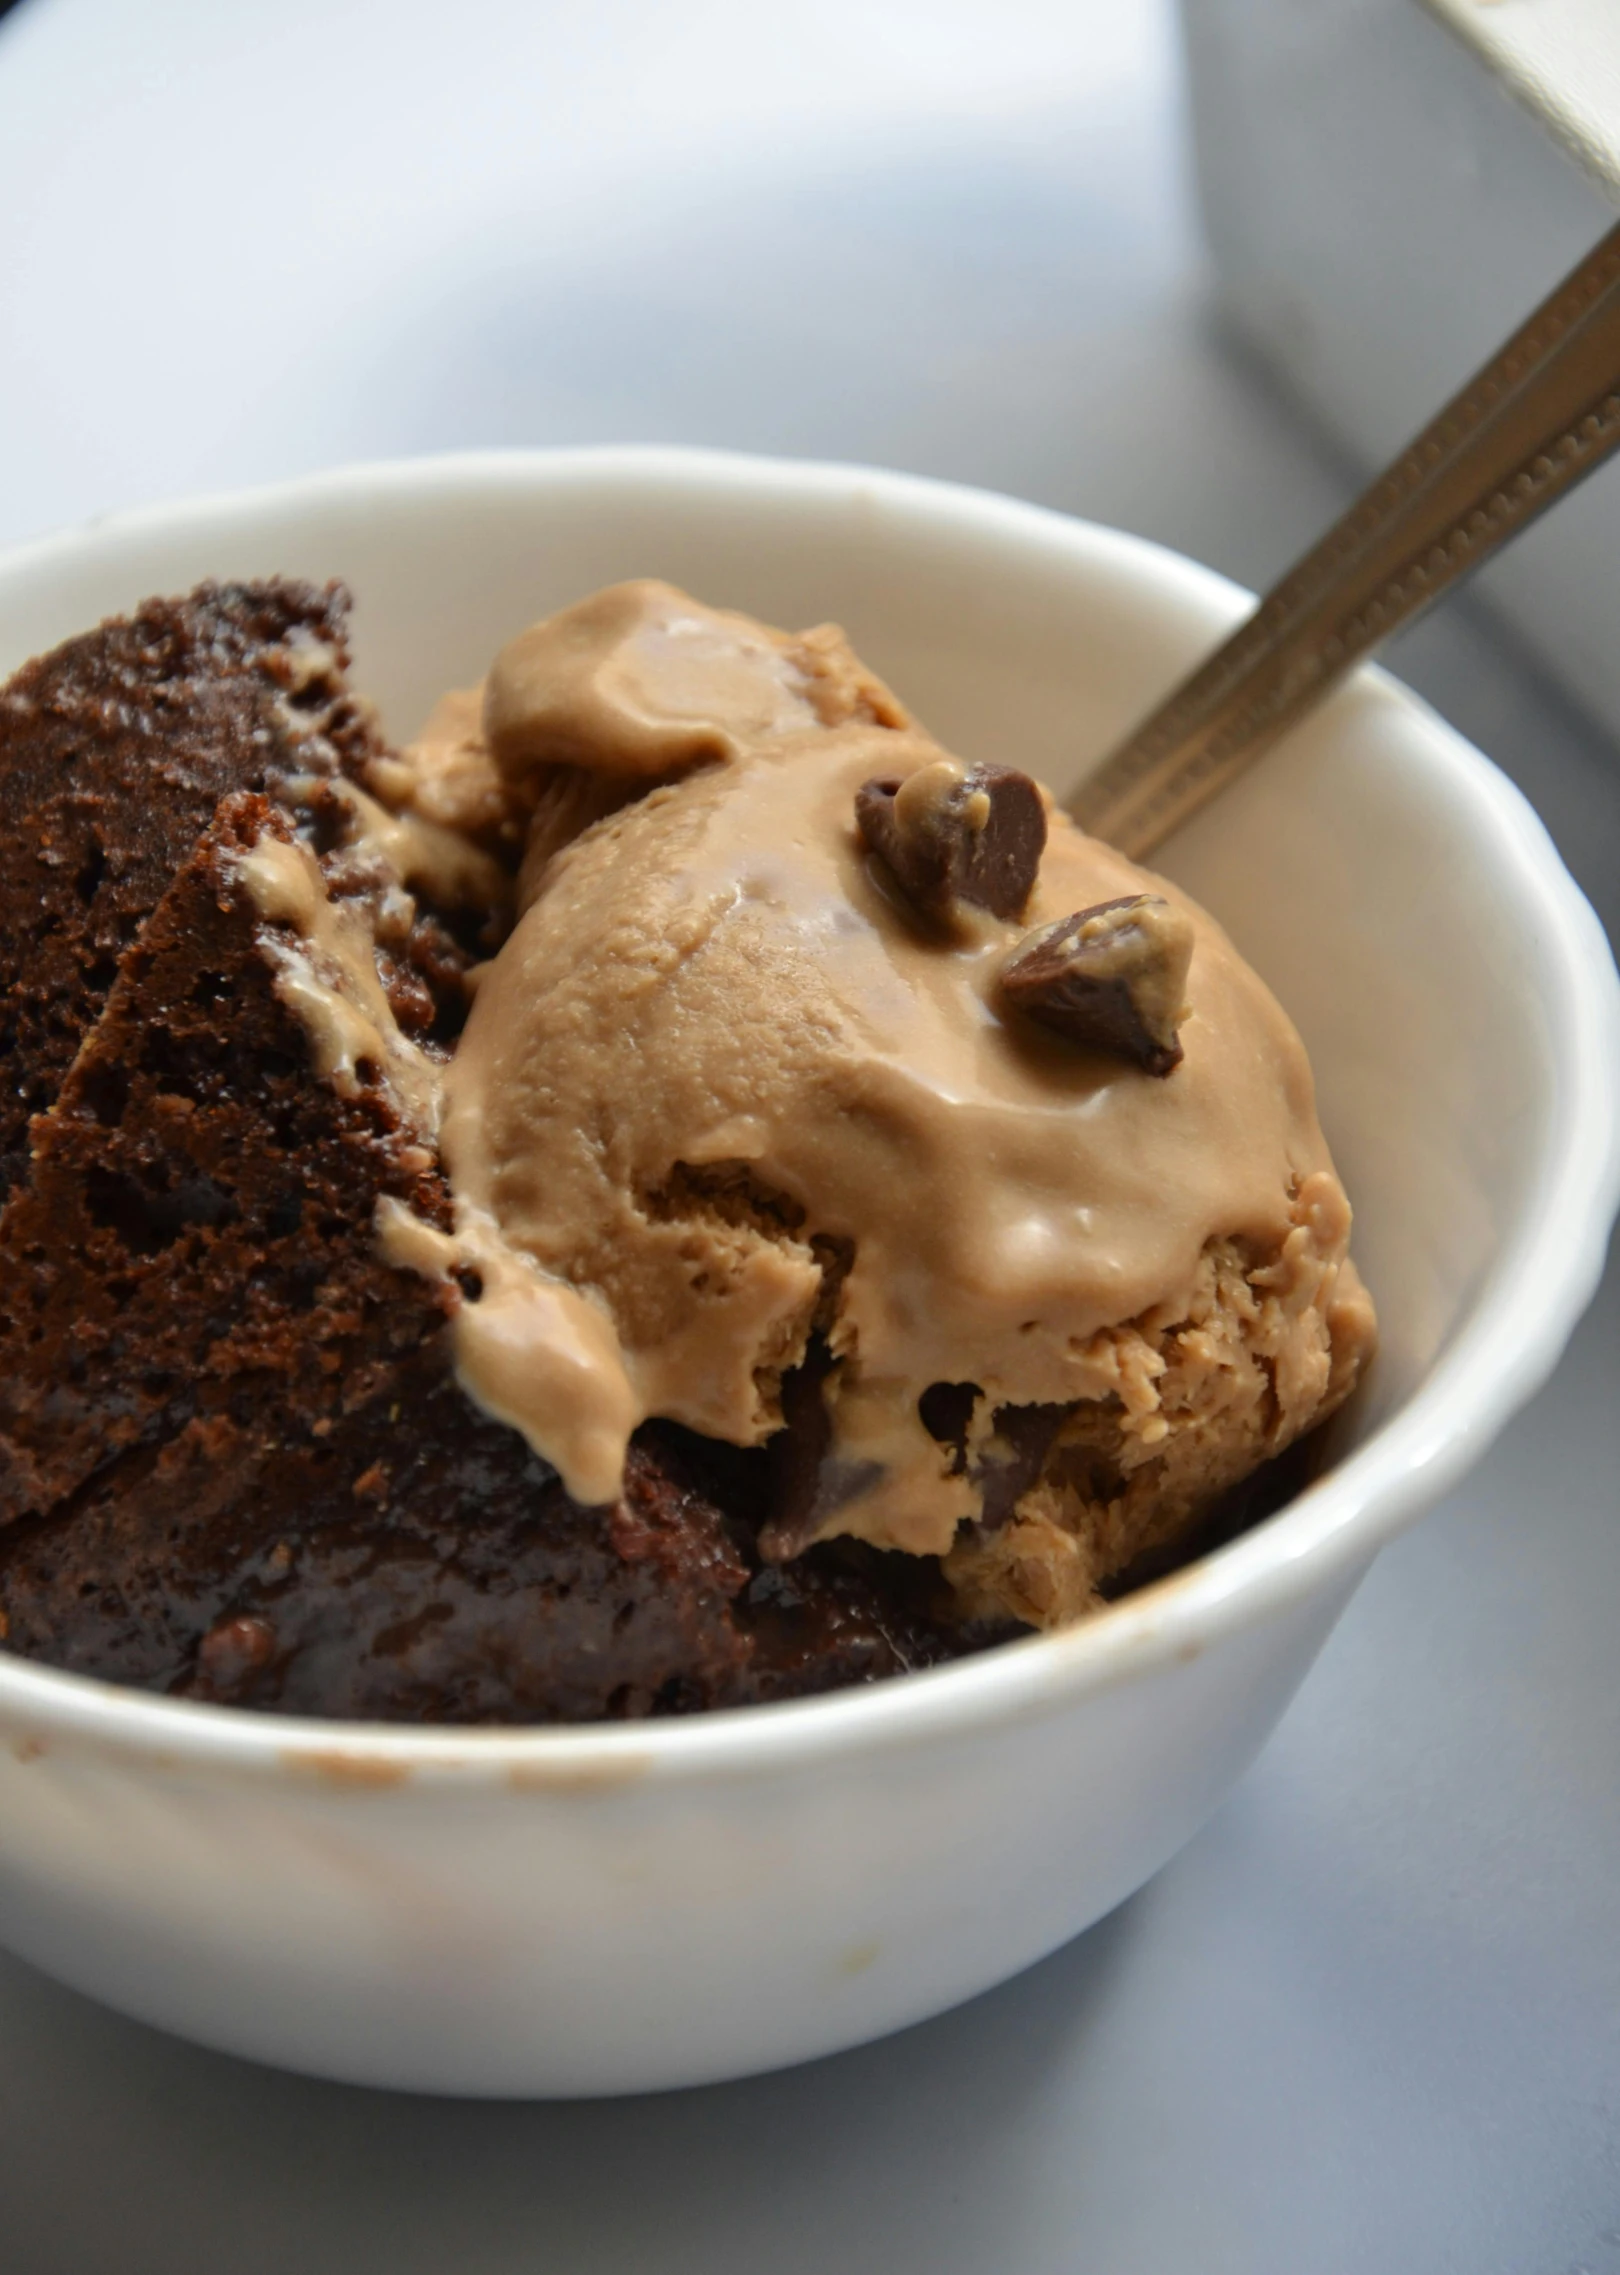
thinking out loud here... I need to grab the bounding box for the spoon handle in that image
[1071,219,1620,859]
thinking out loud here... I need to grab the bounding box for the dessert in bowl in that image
[0,567,1373,1712]
[0,448,1612,2095]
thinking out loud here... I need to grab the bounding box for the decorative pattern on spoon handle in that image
[1071,219,1620,860]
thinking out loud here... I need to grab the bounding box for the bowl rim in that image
[0,442,1615,1786]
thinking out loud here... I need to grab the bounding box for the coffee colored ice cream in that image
[382,581,1374,1627]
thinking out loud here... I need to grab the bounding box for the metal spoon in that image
[1070,219,1620,859]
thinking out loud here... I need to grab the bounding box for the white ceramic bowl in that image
[0,449,1614,2098]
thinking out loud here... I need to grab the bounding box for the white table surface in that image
[0,3,1616,2268]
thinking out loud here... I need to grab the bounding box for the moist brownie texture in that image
[0,585,1004,1718]
[0,583,380,1196]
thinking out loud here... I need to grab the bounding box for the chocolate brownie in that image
[0,582,375,1194]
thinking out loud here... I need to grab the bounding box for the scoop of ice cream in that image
[484,578,909,789]
[412,583,1374,1597]
[483,579,912,905]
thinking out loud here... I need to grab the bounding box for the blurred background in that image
[0,3,1617,2271]
[0,1,1198,548]
[5,0,1619,720]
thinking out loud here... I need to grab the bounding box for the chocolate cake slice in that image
[0,585,998,1719]
[0,583,377,1194]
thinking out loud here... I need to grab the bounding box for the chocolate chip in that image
[999,893,1194,1076]
[856,759,1046,924]
[918,1380,978,1465]
[759,1341,883,1562]
[974,1402,1073,1528]
[918,1380,1072,1528]
[195,1613,278,1697]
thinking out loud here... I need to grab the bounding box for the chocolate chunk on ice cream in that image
[1001,893,1195,1074]
[0,574,1373,1720]
[855,759,1047,924]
